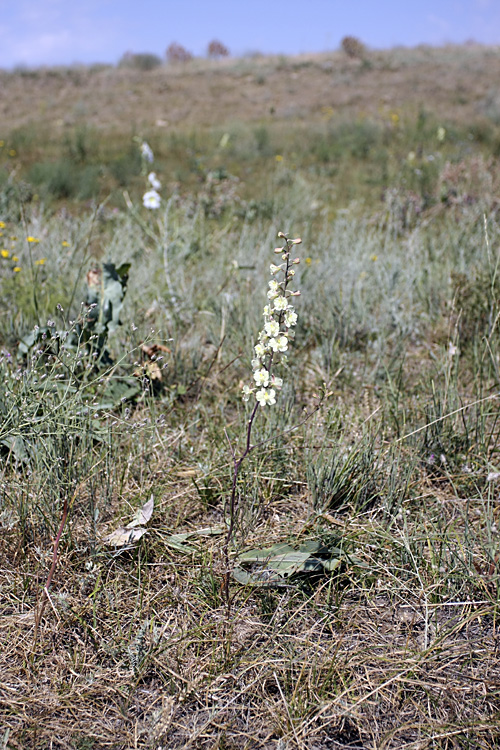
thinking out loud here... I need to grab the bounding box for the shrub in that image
[341,35,367,60]
[207,40,230,59]
[118,52,162,71]
[166,43,193,63]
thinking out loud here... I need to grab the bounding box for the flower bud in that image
[277,231,286,239]
[292,258,300,264]
[291,238,302,244]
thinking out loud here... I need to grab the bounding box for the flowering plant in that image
[223,232,301,602]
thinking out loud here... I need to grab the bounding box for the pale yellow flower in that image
[26,236,40,243]
[35,258,46,266]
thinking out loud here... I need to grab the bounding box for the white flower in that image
[276,336,288,352]
[242,384,253,401]
[141,141,154,163]
[284,309,298,327]
[262,305,272,318]
[251,358,261,370]
[267,281,280,300]
[270,263,282,275]
[148,171,161,189]
[264,320,280,337]
[256,388,276,406]
[268,336,288,353]
[272,295,288,311]
[271,375,283,389]
[143,190,161,209]
[254,343,266,358]
[253,368,270,387]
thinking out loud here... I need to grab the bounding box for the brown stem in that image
[32,487,76,652]
[223,400,259,608]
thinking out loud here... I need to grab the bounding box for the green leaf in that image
[233,537,346,585]
[163,526,224,554]
[0,435,30,463]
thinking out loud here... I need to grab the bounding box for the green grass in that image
[1,66,500,749]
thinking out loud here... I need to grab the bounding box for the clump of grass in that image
[118,52,163,71]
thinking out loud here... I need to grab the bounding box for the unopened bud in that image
[274,247,283,254]
[292,257,300,264]
[277,231,286,239]
[291,237,302,244]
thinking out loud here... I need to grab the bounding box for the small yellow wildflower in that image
[370,254,378,262]
[35,258,46,266]
[0,221,5,228]
[8,149,16,157]
[13,266,21,273]
[26,236,40,243]
[275,154,283,162]
[61,240,70,247]
[11,255,18,262]
[305,257,312,266]
[1,249,9,258]
[0,141,4,147]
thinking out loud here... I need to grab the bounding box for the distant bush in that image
[341,36,367,60]
[166,43,193,63]
[28,160,101,200]
[118,52,162,71]
[207,40,230,59]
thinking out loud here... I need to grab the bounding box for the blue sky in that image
[0,0,499,69]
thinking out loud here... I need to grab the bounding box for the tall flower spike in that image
[241,231,301,406]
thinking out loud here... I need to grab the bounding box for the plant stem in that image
[223,400,259,606]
